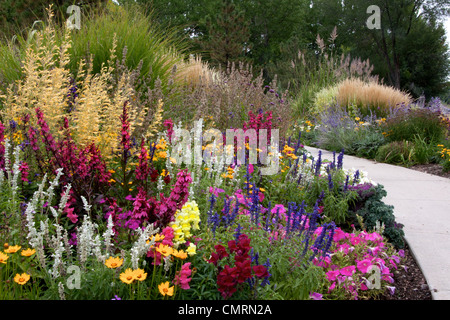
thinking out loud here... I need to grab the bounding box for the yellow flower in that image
[133,268,147,281]
[155,244,173,257]
[158,151,167,159]
[150,233,165,242]
[4,245,21,254]
[186,243,196,256]
[14,273,31,285]
[119,268,136,284]
[0,252,9,264]
[105,256,124,269]
[158,281,174,296]
[355,117,360,121]
[108,179,116,183]
[21,248,36,257]
[108,169,116,174]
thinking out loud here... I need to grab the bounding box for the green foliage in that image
[353,129,386,159]
[412,134,440,165]
[348,184,405,249]
[66,3,186,92]
[375,141,415,166]
[381,108,447,144]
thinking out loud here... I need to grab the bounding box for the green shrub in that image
[375,141,415,165]
[348,184,405,249]
[382,108,447,144]
[353,129,386,159]
[66,2,186,92]
[412,134,439,165]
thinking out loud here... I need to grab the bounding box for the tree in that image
[200,0,251,69]
[0,0,109,41]
[309,0,450,98]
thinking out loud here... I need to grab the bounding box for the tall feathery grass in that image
[334,78,412,118]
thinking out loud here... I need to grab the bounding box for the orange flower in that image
[0,252,9,264]
[155,244,173,257]
[172,249,188,260]
[21,248,36,257]
[158,281,174,296]
[14,273,30,285]
[119,268,136,284]
[4,245,21,254]
[133,268,147,281]
[105,256,124,269]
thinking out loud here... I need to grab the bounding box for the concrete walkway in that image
[305,146,450,300]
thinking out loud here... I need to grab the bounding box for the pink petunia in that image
[333,228,346,242]
[326,269,341,282]
[340,265,356,276]
[309,292,323,300]
[356,259,373,273]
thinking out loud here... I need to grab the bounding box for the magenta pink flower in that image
[326,269,340,282]
[309,292,323,300]
[333,227,346,242]
[356,259,373,273]
[349,235,363,246]
[340,265,355,276]
[209,187,225,197]
[19,161,29,182]
[173,262,192,290]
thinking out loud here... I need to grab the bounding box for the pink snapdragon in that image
[173,262,193,290]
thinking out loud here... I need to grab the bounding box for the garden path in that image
[305,146,450,300]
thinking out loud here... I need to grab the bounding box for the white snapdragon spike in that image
[163,255,172,272]
[77,214,97,266]
[10,145,21,198]
[58,282,66,300]
[57,184,72,216]
[4,139,11,174]
[130,223,158,269]
[46,168,64,206]
[157,175,164,191]
[50,207,59,220]
[192,119,204,166]
[49,224,66,278]
[81,196,91,214]
[0,170,4,188]
[92,234,104,263]
[102,214,115,257]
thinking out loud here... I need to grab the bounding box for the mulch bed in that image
[380,243,432,300]
[409,163,450,179]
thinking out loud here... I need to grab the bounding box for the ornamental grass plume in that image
[0,6,71,140]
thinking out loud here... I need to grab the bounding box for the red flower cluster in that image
[30,108,111,220]
[156,169,192,228]
[163,118,174,143]
[208,234,269,299]
[243,110,273,145]
[109,169,192,231]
